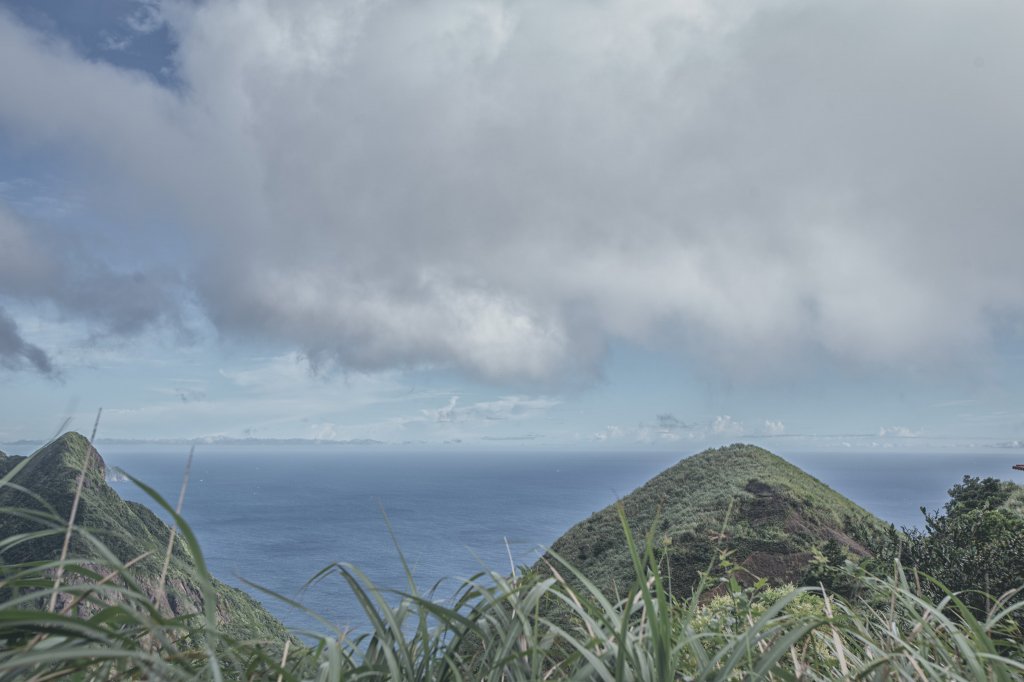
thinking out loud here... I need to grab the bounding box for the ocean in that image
[57,445,1024,635]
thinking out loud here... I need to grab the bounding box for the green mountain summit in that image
[542,443,891,597]
[0,433,288,643]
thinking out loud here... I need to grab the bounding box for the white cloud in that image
[2,1,1024,382]
[593,425,626,442]
[878,425,921,438]
[310,421,338,441]
[423,394,557,423]
[125,1,164,35]
[637,425,683,443]
[426,396,460,423]
[712,415,744,435]
[762,419,785,436]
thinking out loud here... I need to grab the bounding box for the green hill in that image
[0,433,288,644]
[541,443,891,597]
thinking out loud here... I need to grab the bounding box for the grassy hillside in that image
[542,443,892,597]
[0,432,288,644]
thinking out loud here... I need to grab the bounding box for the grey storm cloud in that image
[1,0,1023,381]
[0,306,56,376]
[0,205,182,349]
[657,414,693,431]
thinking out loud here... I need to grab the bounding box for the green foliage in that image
[946,475,1014,515]
[899,475,1024,618]
[801,537,862,599]
[686,582,837,677]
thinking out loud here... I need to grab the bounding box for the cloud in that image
[465,396,560,419]
[427,396,460,423]
[423,394,557,423]
[0,204,183,344]
[712,415,744,435]
[176,387,205,403]
[657,413,693,430]
[593,425,626,442]
[594,413,786,443]
[124,1,164,35]
[310,422,337,441]
[2,1,1024,382]
[878,425,921,438]
[0,306,57,376]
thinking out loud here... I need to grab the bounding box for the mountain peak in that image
[21,432,106,491]
[542,443,889,597]
[0,437,289,642]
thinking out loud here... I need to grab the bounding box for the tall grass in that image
[2,463,1023,680]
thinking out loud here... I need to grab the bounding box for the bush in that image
[900,476,1024,617]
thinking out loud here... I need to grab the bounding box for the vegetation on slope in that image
[895,475,1024,618]
[541,443,893,599]
[0,432,288,644]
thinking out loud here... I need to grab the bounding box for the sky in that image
[2,0,1024,452]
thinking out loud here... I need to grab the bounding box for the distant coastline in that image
[1,436,387,449]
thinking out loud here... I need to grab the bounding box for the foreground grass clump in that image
[3,508,1024,679]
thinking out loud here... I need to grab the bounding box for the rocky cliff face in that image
[0,433,289,643]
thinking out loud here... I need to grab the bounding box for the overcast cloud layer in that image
[1,0,1023,383]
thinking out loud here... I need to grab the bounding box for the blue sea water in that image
[77,445,1024,635]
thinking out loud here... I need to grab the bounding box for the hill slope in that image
[542,443,891,597]
[0,433,288,643]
